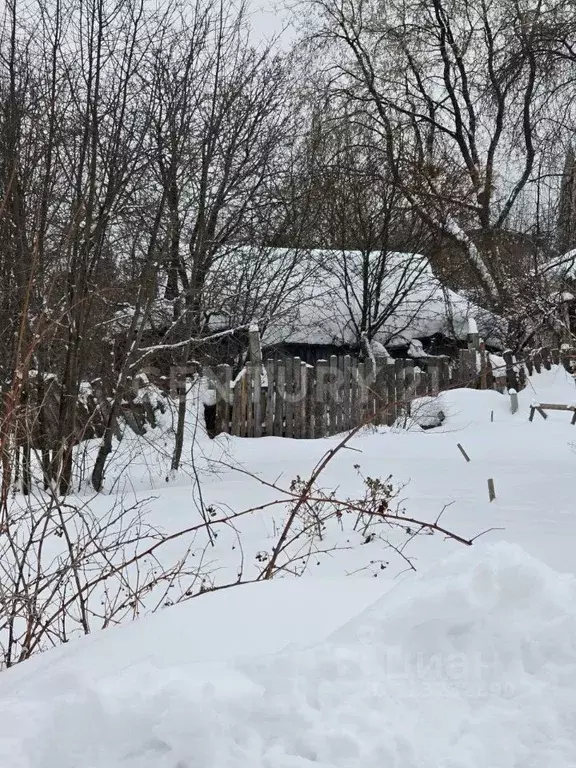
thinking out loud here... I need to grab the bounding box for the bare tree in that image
[308,0,563,313]
[146,1,295,469]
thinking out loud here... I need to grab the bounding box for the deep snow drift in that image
[1,543,576,767]
[1,365,576,766]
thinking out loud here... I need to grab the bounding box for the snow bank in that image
[2,543,576,767]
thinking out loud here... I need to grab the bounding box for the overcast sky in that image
[247,0,297,48]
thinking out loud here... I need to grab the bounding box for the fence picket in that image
[404,360,415,417]
[533,349,542,374]
[385,361,396,425]
[274,361,285,436]
[302,362,316,438]
[457,349,469,387]
[284,358,294,438]
[219,343,565,440]
[293,358,304,439]
[246,364,255,437]
[215,364,231,435]
[357,361,367,425]
[252,363,262,438]
[486,356,494,389]
[373,357,388,426]
[428,359,439,396]
[315,359,328,437]
[265,360,275,436]
[342,355,352,432]
[329,355,338,435]
[479,343,487,389]
[351,358,360,428]
[395,358,405,412]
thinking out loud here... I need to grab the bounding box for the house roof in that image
[112,246,503,352]
[257,249,502,350]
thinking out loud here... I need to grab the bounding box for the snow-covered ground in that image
[2,366,576,767]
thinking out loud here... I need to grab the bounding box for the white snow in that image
[489,353,506,372]
[2,366,576,765]
[116,246,504,352]
[259,249,502,350]
[407,338,429,358]
[2,543,576,767]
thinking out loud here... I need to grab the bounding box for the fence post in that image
[251,362,262,438]
[248,325,262,365]
[509,389,519,414]
[231,371,247,437]
[404,359,415,401]
[457,349,468,387]
[246,364,255,438]
[403,360,415,418]
[438,356,450,391]
[468,326,480,351]
[469,349,479,387]
[416,365,427,396]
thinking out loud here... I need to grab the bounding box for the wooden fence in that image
[205,344,575,439]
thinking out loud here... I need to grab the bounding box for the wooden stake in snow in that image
[457,443,471,462]
[488,478,496,502]
[509,388,518,415]
[529,403,548,421]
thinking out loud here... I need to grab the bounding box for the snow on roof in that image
[115,246,503,350]
[257,249,502,349]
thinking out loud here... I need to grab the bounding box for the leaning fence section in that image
[207,347,487,439]
[205,344,576,439]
